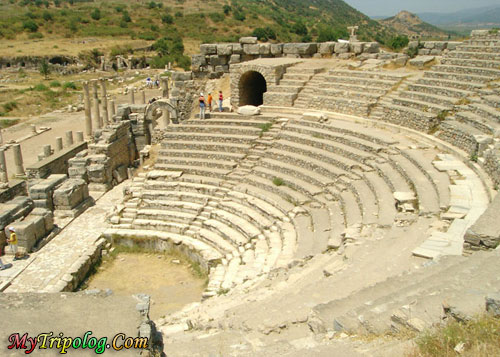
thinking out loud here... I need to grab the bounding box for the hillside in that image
[0,0,398,56]
[380,11,450,39]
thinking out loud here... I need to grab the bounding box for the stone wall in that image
[464,192,500,251]
[25,142,88,179]
[0,180,27,204]
[193,37,381,78]
[436,121,479,156]
[410,41,462,56]
[483,145,500,188]
[230,60,298,108]
[86,121,136,192]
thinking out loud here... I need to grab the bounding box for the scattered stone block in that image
[409,56,435,68]
[239,37,258,44]
[238,105,261,116]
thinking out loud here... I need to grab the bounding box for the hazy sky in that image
[344,0,500,16]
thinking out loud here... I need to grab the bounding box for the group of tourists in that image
[0,227,19,270]
[199,91,223,120]
[146,77,160,89]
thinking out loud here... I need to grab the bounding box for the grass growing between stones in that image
[273,177,284,186]
[409,314,500,357]
[258,123,273,132]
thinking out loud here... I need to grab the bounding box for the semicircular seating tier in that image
[105,111,491,299]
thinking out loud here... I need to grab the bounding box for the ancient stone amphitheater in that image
[99,31,500,355]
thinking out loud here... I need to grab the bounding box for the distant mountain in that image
[418,6,500,26]
[379,11,450,39]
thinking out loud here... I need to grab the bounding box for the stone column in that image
[91,80,101,129]
[0,129,3,145]
[43,145,51,158]
[65,131,74,147]
[56,137,63,151]
[141,90,146,104]
[100,78,109,126]
[161,78,169,98]
[12,144,25,176]
[130,87,135,104]
[76,131,84,143]
[109,99,116,117]
[38,154,45,162]
[0,148,8,183]
[82,81,92,136]
[162,109,170,128]
[31,124,37,134]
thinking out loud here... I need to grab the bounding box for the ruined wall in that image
[193,37,381,78]
[25,142,88,179]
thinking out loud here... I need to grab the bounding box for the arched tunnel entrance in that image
[239,71,267,106]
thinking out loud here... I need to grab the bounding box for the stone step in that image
[140,199,204,214]
[266,85,302,94]
[286,66,322,74]
[406,83,471,99]
[244,172,311,205]
[162,140,251,153]
[363,171,397,227]
[197,228,239,255]
[132,219,189,235]
[328,186,362,227]
[204,112,275,121]
[221,256,241,290]
[135,208,197,224]
[484,95,500,108]
[256,159,325,195]
[431,64,500,78]
[156,157,238,171]
[278,79,306,87]
[423,70,492,83]
[327,69,408,82]
[389,153,441,214]
[210,208,262,239]
[469,103,500,123]
[440,57,500,69]
[282,72,312,81]
[375,103,438,132]
[311,75,395,89]
[303,80,387,95]
[285,123,385,154]
[161,132,257,144]
[140,190,212,204]
[167,124,260,136]
[154,164,231,179]
[203,219,250,246]
[400,149,451,209]
[313,250,500,334]
[143,180,227,195]
[374,161,413,193]
[454,111,499,135]
[229,182,296,214]
[263,92,297,107]
[300,87,380,101]
[398,90,457,107]
[274,139,370,174]
[266,147,354,181]
[294,96,371,116]
[392,97,450,114]
[351,179,378,225]
[158,149,245,162]
[218,200,273,229]
[417,77,485,91]
[436,120,483,155]
[183,118,270,127]
[446,50,500,61]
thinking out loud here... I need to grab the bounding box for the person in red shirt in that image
[218,91,223,112]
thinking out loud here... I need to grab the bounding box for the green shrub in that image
[90,8,101,21]
[42,11,53,22]
[50,80,61,87]
[209,12,224,23]
[292,21,308,36]
[122,11,131,22]
[252,27,276,41]
[28,32,44,39]
[175,11,183,18]
[23,19,38,32]
[161,14,173,24]
[62,81,77,90]
[33,83,49,91]
[258,122,272,132]
[233,11,245,21]
[273,177,284,186]
[388,35,409,50]
[2,101,18,112]
[223,5,231,15]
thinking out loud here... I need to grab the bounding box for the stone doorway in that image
[239,71,267,106]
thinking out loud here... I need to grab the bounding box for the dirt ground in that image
[86,253,205,320]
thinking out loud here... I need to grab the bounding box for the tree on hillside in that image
[39,60,51,79]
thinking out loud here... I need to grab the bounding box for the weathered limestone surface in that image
[464,193,500,249]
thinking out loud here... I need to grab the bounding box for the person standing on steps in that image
[0,245,6,270]
[7,227,18,261]
[199,93,206,120]
[218,90,223,112]
[207,92,213,112]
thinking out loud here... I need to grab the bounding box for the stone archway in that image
[145,99,179,128]
[238,71,267,106]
